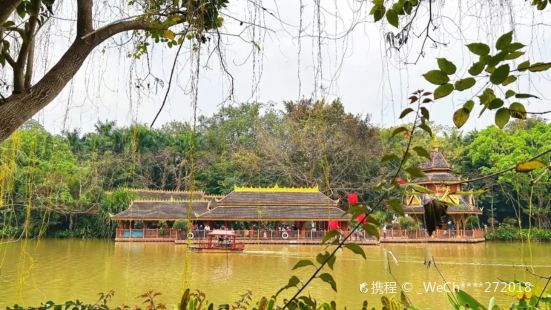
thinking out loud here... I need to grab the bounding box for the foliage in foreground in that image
[8,284,551,310]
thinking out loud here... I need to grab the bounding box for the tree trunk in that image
[0,16,154,141]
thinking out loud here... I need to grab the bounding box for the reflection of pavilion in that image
[400,141,484,241]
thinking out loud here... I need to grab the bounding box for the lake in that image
[1,240,550,309]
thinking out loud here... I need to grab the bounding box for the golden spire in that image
[432,136,440,152]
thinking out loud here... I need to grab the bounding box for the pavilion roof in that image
[111,200,211,220]
[413,171,460,183]
[198,205,350,221]
[420,149,451,172]
[218,186,337,206]
[127,188,205,201]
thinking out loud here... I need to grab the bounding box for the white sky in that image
[24,0,551,134]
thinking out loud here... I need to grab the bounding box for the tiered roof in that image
[112,186,348,221]
[127,188,205,200]
[111,200,211,220]
[200,186,348,221]
[413,142,460,184]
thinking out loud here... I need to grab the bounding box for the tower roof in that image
[414,138,459,183]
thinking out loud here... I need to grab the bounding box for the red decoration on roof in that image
[347,193,358,205]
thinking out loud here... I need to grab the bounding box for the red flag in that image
[347,192,358,205]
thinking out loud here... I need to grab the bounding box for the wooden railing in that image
[115,228,485,241]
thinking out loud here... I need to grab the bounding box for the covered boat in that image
[190,230,244,253]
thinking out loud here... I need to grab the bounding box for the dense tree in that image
[1,100,548,238]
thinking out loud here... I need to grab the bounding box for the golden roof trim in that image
[233,185,320,193]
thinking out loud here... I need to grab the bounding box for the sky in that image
[21,0,551,135]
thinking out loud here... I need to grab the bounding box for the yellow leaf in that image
[163,30,176,40]
[515,160,547,173]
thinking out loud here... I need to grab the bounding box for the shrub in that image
[173,220,188,230]
[397,216,417,231]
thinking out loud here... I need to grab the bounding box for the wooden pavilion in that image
[402,140,483,237]
[112,186,351,242]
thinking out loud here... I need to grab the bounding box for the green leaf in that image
[321,229,341,244]
[318,273,337,292]
[479,88,496,106]
[517,60,530,71]
[463,100,475,112]
[505,42,525,51]
[413,146,430,159]
[418,123,432,137]
[515,93,540,99]
[453,108,470,128]
[405,166,425,178]
[528,62,551,72]
[407,183,433,194]
[437,58,457,75]
[496,31,513,50]
[386,198,405,216]
[495,108,510,129]
[362,223,380,239]
[386,9,399,27]
[501,75,517,86]
[403,1,413,14]
[488,98,504,110]
[292,259,315,270]
[505,90,516,98]
[423,70,449,85]
[391,126,408,137]
[420,107,429,120]
[344,243,366,259]
[399,108,414,119]
[456,289,487,310]
[515,160,547,173]
[504,51,524,60]
[509,102,527,119]
[316,251,329,265]
[490,64,510,84]
[371,5,386,22]
[454,78,476,91]
[277,276,301,296]
[466,43,490,56]
[433,83,454,99]
[468,62,485,76]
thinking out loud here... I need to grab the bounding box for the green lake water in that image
[1,240,550,309]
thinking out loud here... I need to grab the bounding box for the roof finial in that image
[432,135,440,151]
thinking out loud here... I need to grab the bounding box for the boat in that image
[190,230,244,253]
